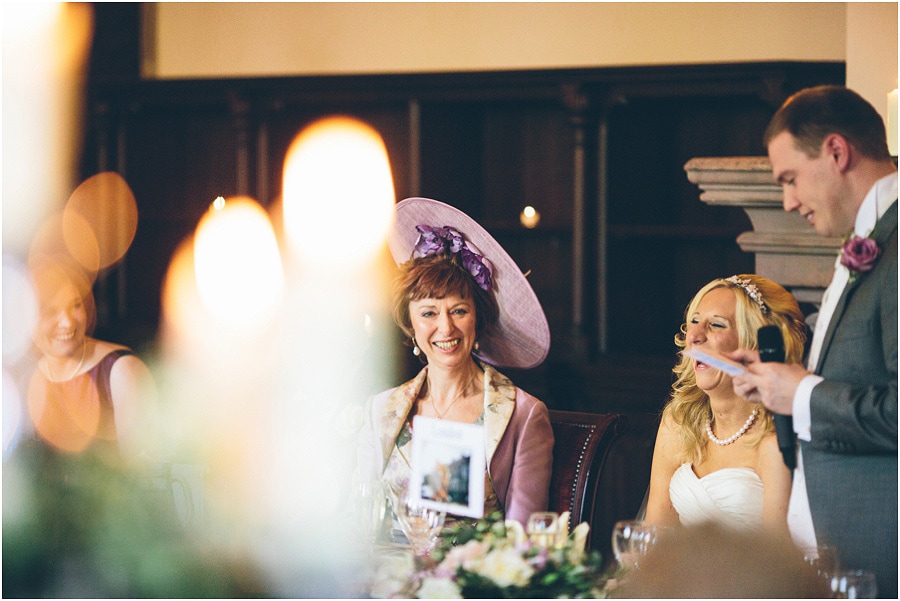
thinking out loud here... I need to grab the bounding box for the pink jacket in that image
[359,363,554,525]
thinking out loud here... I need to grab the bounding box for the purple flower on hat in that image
[444,227,465,254]
[459,246,493,291]
[412,225,445,257]
[412,225,493,291]
[840,234,881,282]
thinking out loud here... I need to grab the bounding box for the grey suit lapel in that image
[815,201,898,373]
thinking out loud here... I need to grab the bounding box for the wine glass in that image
[629,522,659,569]
[353,480,387,547]
[611,520,658,570]
[395,495,446,554]
[612,520,635,568]
[802,544,840,582]
[829,570,877,599]
[527,512,559,548]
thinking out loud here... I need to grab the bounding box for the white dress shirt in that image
[787,172,898,550]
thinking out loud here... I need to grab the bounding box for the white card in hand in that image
[684,348,746,376]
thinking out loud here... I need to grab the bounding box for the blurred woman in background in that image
[27,257,158,465]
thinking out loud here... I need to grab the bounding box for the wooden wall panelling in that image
[82,62,844,412]
[85,95,240,347]
[417,97,576,348]
[602,93,764,358]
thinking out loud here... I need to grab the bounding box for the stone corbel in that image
[684,156,841,305]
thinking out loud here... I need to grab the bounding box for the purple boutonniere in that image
[840,234,881,282]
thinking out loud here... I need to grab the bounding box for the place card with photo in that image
[410,416,486,518]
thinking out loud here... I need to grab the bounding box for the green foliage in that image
[411,511,608,599]
[2,440,265,597]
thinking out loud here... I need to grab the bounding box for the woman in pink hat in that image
[356,197,554,535]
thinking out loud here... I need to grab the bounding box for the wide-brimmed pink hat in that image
[388,197,550,369]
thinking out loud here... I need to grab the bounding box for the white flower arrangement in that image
[369,511,606,599]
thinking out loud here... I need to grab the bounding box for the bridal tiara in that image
[724,275,768,313]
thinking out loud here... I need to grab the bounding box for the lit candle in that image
[193,195,284,329]
[888,89,898,157]
[520,205,541,228]
[273,115,398,569]
[282,116,395,266]
[3,3,93,255]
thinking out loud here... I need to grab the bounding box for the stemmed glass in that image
[611,520,633,567]
[611,520,659,570]
[527,512,560,548]
[395,495,446,554]
[828,570,877,599]
[802,545,839,584]
[353,480,388,547]
[631,523,659,561]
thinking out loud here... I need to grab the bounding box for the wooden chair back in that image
[548,410,659,565]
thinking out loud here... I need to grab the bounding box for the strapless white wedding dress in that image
[669,462,764,531]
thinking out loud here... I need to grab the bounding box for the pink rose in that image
[840,235,881,276]
[440,539,489,572]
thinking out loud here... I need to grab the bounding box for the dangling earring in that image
[473,340,480,351]
[412,338,421,357]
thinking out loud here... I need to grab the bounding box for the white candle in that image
[282,116,395,266]
[3,4,92,255]
[888,89,898,157]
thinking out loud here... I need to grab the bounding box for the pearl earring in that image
[412,338,421,357]
[473,340,480,351]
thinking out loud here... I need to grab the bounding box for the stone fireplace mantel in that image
[684,156,842,306]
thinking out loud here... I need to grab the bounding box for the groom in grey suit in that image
[732,86,897,598]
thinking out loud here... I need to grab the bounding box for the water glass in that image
[802,544,839,581]
[611,520,635,567]
[353,480,387,546]
[612,520,658,570]
[395,495,446,554]
[829,570,877,599]
[629,522,659,564]
[527,512,559,548]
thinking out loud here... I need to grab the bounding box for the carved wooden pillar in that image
[561,83,591,359]
[684,156,841,305]
[229,91,251,197]
[89,98,130,325]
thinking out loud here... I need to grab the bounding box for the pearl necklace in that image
[706,406,759,446]
[45,343,86,383]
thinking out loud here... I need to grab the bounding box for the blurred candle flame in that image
[193,196,285,330]
[520,205,541,228]
[2,256,39,365]
[63,172,139,270]
[3,369,24,459]
[155,118,398,596]
[282,116,395,266]
[29,211,100,279]
[2,2,93,255]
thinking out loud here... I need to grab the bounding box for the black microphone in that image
[758,325,795,471]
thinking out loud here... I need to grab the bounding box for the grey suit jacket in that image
[802,200,898,598]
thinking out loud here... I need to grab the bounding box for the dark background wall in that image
[83,4,844,415]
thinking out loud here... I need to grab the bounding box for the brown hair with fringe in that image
[391,253,500,349]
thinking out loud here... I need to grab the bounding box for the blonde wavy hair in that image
[663,274,808,464]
